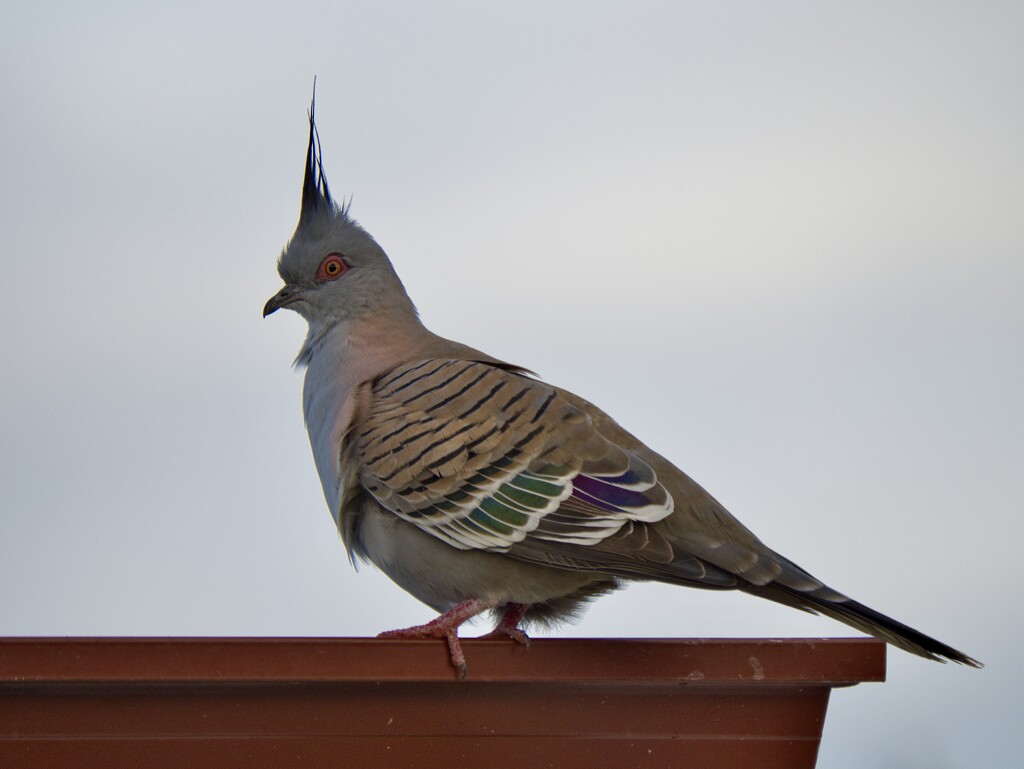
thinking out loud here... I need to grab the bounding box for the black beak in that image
[263,285,302,317]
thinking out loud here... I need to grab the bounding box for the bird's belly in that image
[356,504,606,613]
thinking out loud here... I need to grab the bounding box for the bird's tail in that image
[741,580,983,668]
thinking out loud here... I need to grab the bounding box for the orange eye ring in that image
[316,253,348,282]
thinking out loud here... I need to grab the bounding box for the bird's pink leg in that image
[377,598,494,678]
[476,602,531,648]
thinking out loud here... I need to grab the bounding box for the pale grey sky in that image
[2,2,1022,766]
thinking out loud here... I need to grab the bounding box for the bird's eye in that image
[316,253,348,282]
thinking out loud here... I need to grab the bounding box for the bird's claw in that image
[377,598,494,679]
[378,623,469,679]
[476,626,531,648]
[476,602,531,648]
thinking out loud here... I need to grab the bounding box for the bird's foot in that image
[476,602,531,648]
[377,597,494,679]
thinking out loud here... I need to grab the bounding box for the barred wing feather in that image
[356,359,673,552]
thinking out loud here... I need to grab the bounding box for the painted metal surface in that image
[0,637,885,768]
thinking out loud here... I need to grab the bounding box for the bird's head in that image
[264,93,416,329]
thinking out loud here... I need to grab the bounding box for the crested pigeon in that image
[264,96,981,678]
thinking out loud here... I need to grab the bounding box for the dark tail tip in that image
[746,582,983,668]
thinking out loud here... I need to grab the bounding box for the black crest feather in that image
[300,79,334,220]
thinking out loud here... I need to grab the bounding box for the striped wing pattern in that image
[356,359,674,552]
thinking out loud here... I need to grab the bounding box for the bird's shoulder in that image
[354,356,597,503]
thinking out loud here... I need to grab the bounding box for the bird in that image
[264,94,981,678]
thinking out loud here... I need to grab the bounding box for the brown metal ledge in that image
[0,637,885,768]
